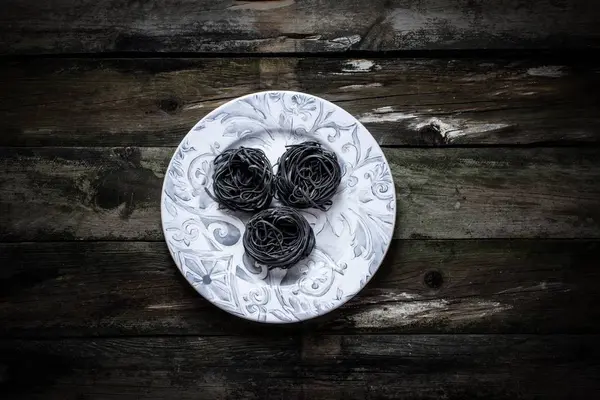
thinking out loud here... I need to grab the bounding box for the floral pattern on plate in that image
[161,91,396,323]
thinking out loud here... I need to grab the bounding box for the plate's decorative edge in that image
[160,90,397,324]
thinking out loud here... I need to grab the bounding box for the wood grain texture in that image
[1,240,598,337]
[2,58,600,146]
[2,146,600,241]
[1,335,598,399]
[2,0,599,54]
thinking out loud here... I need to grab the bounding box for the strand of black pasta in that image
[274,141,342,211]
[243,207,315,269]
[206,147,273,212]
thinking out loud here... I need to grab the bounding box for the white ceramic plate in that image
[161,91,396,323]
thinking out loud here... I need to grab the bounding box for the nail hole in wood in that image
[158,97,181,114]
[424,270,444,289]
[418,123,446,146]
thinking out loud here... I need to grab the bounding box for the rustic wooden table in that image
[2,0,600,398]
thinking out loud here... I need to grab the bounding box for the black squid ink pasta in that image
[206,147,273,212]
[274,141,342,211]
[243,207,315,269]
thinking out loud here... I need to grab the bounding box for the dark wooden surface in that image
[2,0,600,54]
[2,335,599,399]
[2,58,600,147]
[1,240,599,337]
[2,1,600,398]
[3,146,600,241]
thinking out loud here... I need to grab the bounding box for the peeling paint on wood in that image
[182,103,205,111]
[414,118,512,141]
[496,282,570,295]
[331,35,362,48]
[341,59,379,72]
[146,304,191,310]
[338,83,383,90]
[357,106,514,143]
[527,66,566,77]
[358,107,416,123]
[252,35,360,52]
[349,299,511,329]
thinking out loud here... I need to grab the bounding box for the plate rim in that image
[160,89,397,324]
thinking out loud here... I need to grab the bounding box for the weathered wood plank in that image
[2,58,600,146]
[0,336,302,399]
[1,335,598,399]
[2,0,599,54]
[1,147,600,241]
[1,240,598,337]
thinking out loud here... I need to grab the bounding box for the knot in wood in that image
[424,270,444,289]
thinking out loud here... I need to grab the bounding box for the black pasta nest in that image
[243,207,315,269]
[274,141,342,211]
[207,147,273,212]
